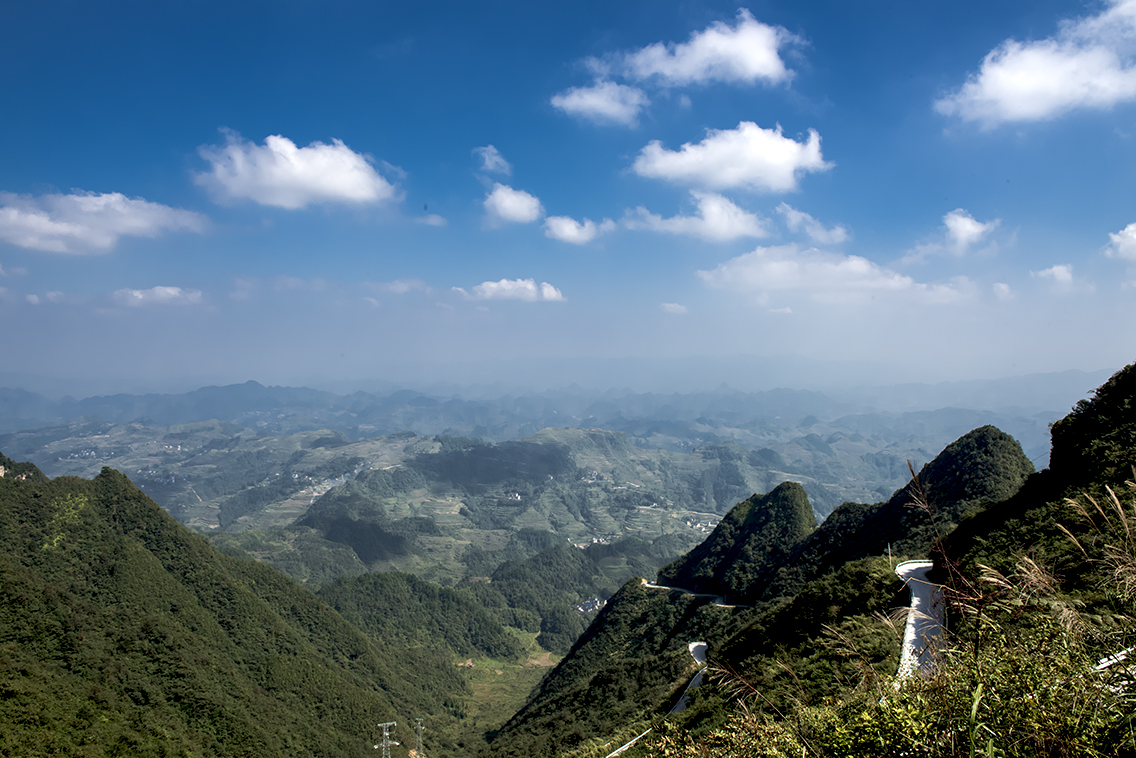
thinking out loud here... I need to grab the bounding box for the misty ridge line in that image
[0,366,1113,423]
[0,370,1113,480]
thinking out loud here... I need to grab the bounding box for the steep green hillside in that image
[0,455,479,757]
[765,424,1034,600]
[655,481,816,601]
[318,572,525,661]
[489,424,1035,757]
[491,579,750,758]
[584,367,1136,758]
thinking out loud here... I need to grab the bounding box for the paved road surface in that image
[641,579,750,608]
[895,560,943,681]
[604,638,709,757]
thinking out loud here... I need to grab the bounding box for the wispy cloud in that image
[775,202,848,244]
[371,279,431,295]
[660,302,688,314]
[901,208,1001,264]
[624,191,770,241]
[473,145,513,175]
[698,244,974,305]
[632,121,831,193]
[195,129,397,209]
[113,285,204,307]
[416,213,447,227]
[936,0,1136,126]
[453,278,565,302]
[24,291,64,305]
[0,191,206,254]
[1031,263,1092,293]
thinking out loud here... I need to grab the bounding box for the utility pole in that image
[373,722,398,758]
[413,718,425,758]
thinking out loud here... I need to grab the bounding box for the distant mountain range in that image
[0,368,1113,459]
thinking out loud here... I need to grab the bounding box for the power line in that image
[413,718,425,758]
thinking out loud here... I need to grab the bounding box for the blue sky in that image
[3,0,1136,395]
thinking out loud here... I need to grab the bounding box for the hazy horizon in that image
[0,362,1115,421]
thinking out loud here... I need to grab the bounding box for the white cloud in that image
[195,130,397,209]
[417,213,447,227]
[623,191,770,241]
[993,282,1015,301]
[632,121,832,192]
[484,183,544,225]
[0,191,206,254]
[453,278,566,302]
[660,302,688,314]
[113,285,204,307]
[46,291,63,303]
[1107,222,1136,259]
[550,81,650,127]
[473,145,512,175]
[943,208,1000,251]
[26,294,39,305]
[697,244,973,305]
[775,203,848,244]
[1031,263,1095,293]
[936,0,1136,126]
[620,9,799,87]
[1033,263,1074,283]
[543,215,616,244]
[901,208,1001,264]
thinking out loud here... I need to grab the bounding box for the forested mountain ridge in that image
[0,455,515,757]
[486,422,1034,756]
[496,365,1136,758]
[655,481,816,601]
[651,425,1032,608]
[763,424,1034,601]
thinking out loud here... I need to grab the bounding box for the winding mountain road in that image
[604,582,744,757]
[640,579,750,608]
[604,639,709,758]
[894,560,943,681]
[607,565,944,756]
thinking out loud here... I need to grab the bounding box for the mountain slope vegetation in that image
[488,423,1037,757]
[0,455,497,757]
[528,366,1136,758]
[655,481,816,601]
